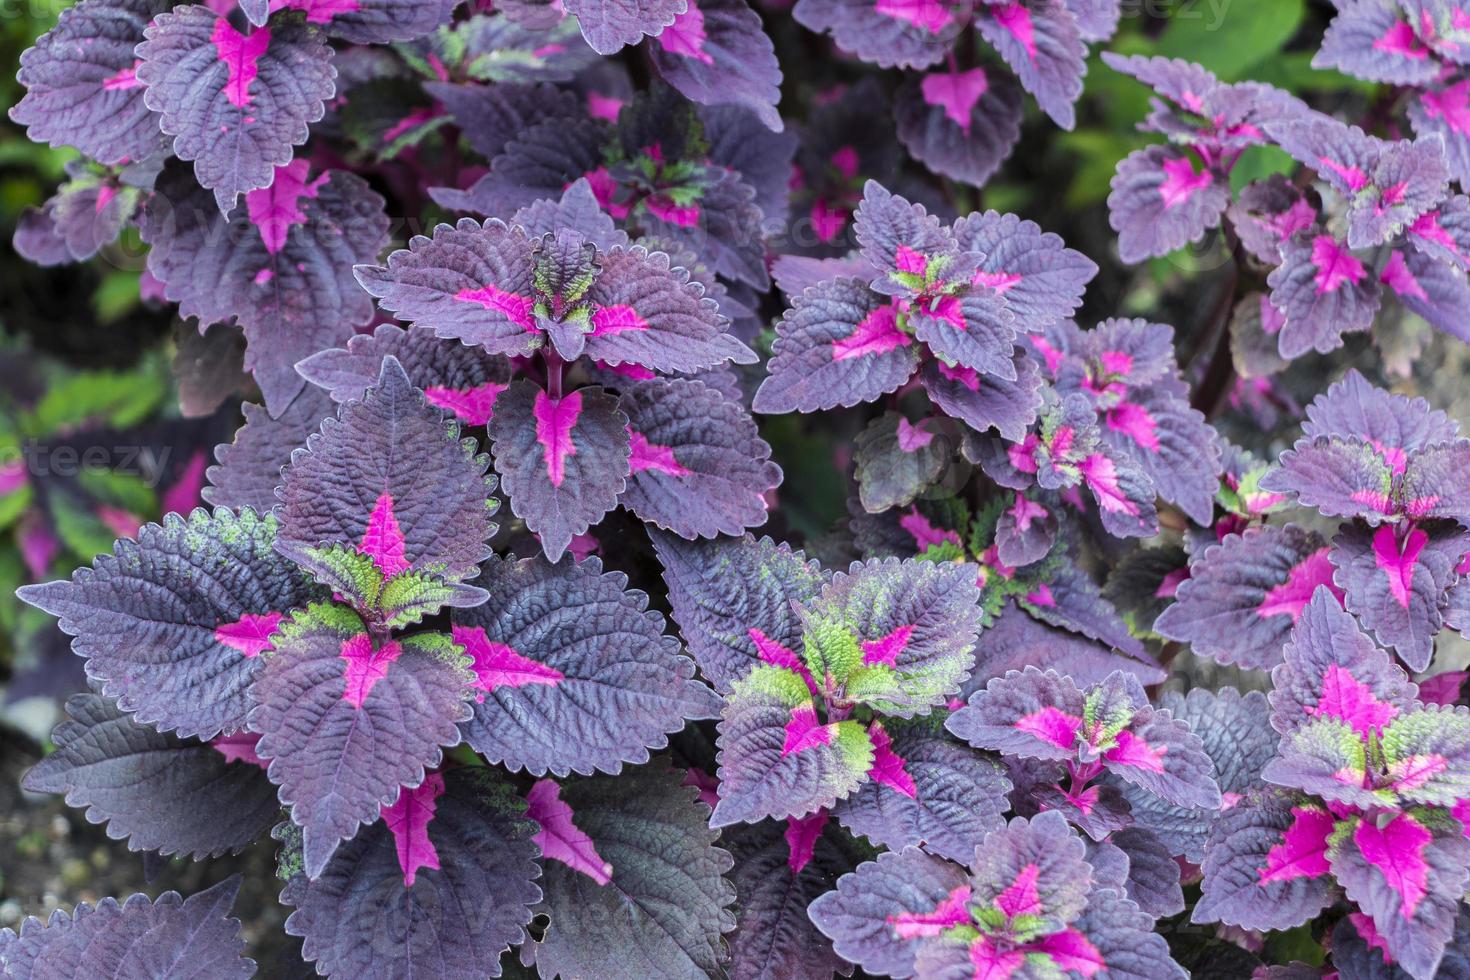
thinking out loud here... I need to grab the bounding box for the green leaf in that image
[1154,0,1305,82]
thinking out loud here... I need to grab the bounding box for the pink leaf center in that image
[889,884,973,938]
[861,624,914,667]
[1256,548,1342,620]
[210,732,265,768]
[995,862,1043,920]
[210,19,270,110]
[1015,706,1083,750]
[1354,813,1433,919]
[1372,523,1428,609]
[534,389,583,488]
[627,429,691,477]
[454,283,537,330]
[1103,728,1167,773]
[1260,805,1334,883]
[589,303,650,337]
[381,772,445,887]
[784,809,828,873]
[782,704,834,757]
[424,381,507,426]
[1311,235,1367,293]
[1309,663,1400,736]
[340,633,403,708]
[451,625,564,701]
[1159,155,1213,209]
[360,492,410,577]
[214,611,285,658]
[920,68,989,134]
[527,778,613,885]
[867,721,918,798]
[246,159,328,253]
[833,304,912,361]
[657,0,713,64]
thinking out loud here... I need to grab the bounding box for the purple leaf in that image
[427,80,584,165]
[791,0,958,70]
[833,727,1011,862]
[297,323,513,425]
[910,290,1019,380]
[946,665,1088,762]
[22,693,278,860]
[203,387,336,513]
[511,177,629,252]
[1098,383,1223,526]
[141,160,389,414]
[1193,792,1337,931]
[652,530,825,692]
[248,604,474,878]
[713,666,875,826]
[1381,704,1470,807]
[1270,589,1418,737]
[278,0,459,43]
[650,0,783,131]
[1154,524,1339,670]
[1019,561,1149,662]
[1316,0,1443,85]
[1229,175,1319,265]
[563,0,687,53]
[528,761,737,980]
[275,357,498,617]
[18,508,323,740]
[722,820,854,980]
[582,244,756,372]
[806,845,970,978]
[1382,246,1470,344]
[1406,194,1470,271]
[283,768,542,978]
[950,209,1099,332]
[1,877,253,980]
[1332,520,1470,672]
[967,601,1167,689]
[895,67,1024,188]
[451,552,720,775]
[1108,145,1229,263]
[1267,232,1383,357]
[753,277,920,413]
[1109,827,1185,918]
[489,380,630,562]
[919,352,1044,442]
[852,412,951,512]
[355,218,544,357]
[136,7,335,213]
[17,172,138,265]
[1305,368,1461,449]
[1069,885,1189,980]
[10,0,164,166]
[976,0,1088,130]
[1330,812,1470,980]
[971,810,1095,930]
[617,377,779,538]
[1262,717,1381,808]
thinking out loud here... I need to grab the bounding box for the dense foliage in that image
[4,0,1470,978]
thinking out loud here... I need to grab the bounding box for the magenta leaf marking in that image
[1381,250,1428,301]
[1311,235,1367,293]
[210,732,265,767]
[1159,155,1213,208]
[1372,524,1428,609]
[527,778,613,885]
[1376,20,1430,59]
[920,68,989,134]
[900,506,961,551]
[1309,663,1400,736]
[1079,454,1139,516]
[210,19,269,109]
[1015,706,1083,750]
[589,304,650,337]
[896,417,934,451]
[750,627,820,696]
[873,0,954,34]
[423,381,507,426]
[995,862,1043,920]
[358,492,411,577]
[1256,547,1341,620]
[969,939,1026,979]
[1317,157,1370,192]
[381,771,445,887]
[1418,671,1469,705]
[1390,754,1449,793]
[1106,401,1161,452]
[1033,929,1105,977]
[161,449,209,517]
[889,884,974,938]
[1349,911,1395,961]
[454,283,536,330]
[992,2,1037,59]
[214,611,285,658]
[339,633,404,708]
[784,809,829,873]
[451,624,564,702]
[782,703,834,757]
[861,624,914,666]
[1260,805,1334,883]
[102,61,144,91]
[833,304,912,361]
[1103,729,1167,773]
[658,0,713,64]
[1354,812,1433,919]
[534,389,583,488]
[627,429,692,477]
[867,722,918,798]
[245,159,327,254]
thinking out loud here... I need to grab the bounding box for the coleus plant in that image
[10,0,1470,974]
[1193,591,1470,980]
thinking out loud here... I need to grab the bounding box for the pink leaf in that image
[424,381,508,426]
[1371,523,1428,610]
[866,721,917,798]
[245,158,327,254]
[861,624,914,667]
[920,68,989,133]
[1309,663,1400,736]
[1256,547,1342,621]
[833,304,912,361]
[1015,706,1083,750]
[627,429,691,477]
[994,863,1042,920]
[782,703,834,757]
[210,19,270,109]
[527,778,613,885]
[1103,728,1167,774]
[534,389,582,488]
